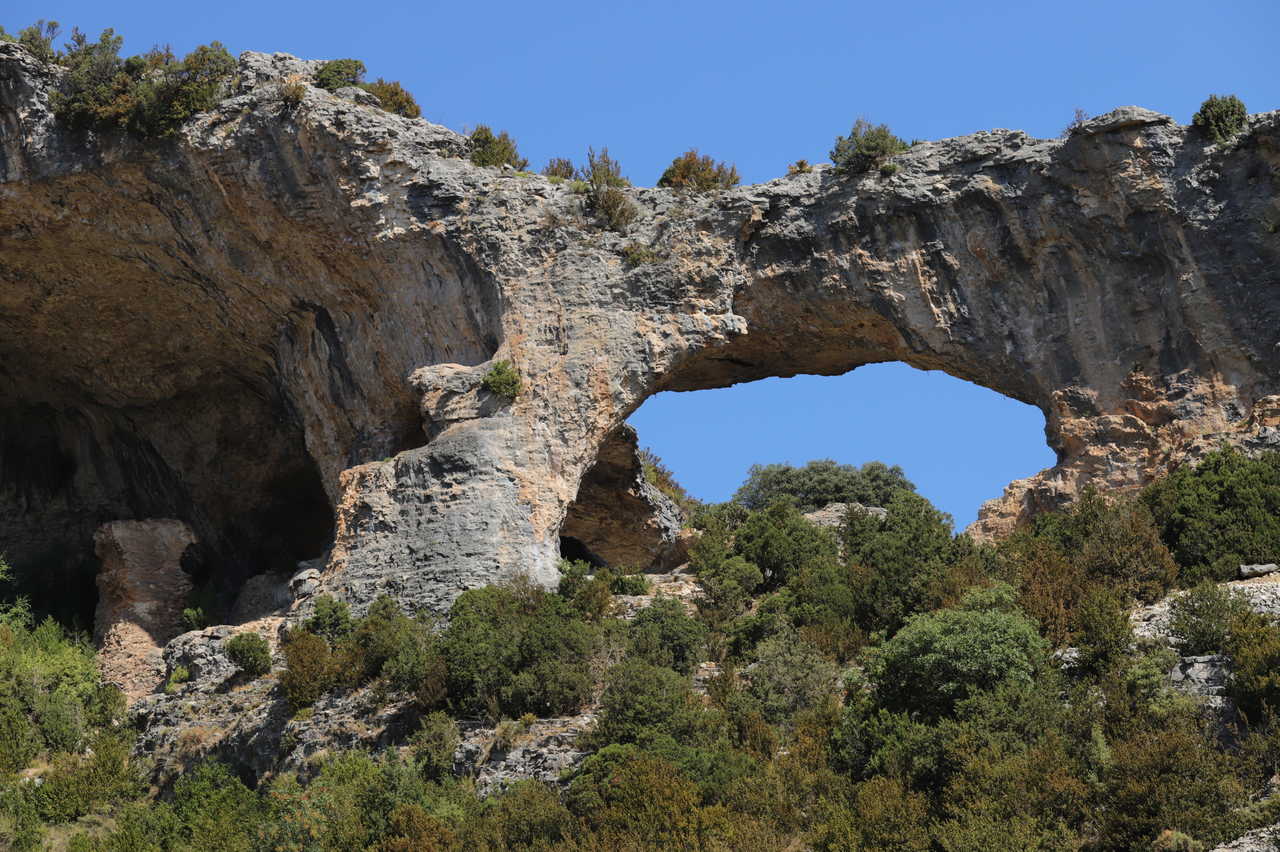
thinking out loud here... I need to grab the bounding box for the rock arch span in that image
[1,46,1277,615]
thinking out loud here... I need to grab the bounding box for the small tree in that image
[360,79,420,118]
[582,147,637,232]
[830,118,909,174]
[314,58,365,91]
[482,360,522,399]
[1192,94,1247,143]
[542,158,577,179]
[470,125,529,169]
[225,632,271,678]
[657,150,739,192]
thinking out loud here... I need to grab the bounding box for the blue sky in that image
[8,1,1275,527]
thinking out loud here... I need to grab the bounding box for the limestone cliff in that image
[2,44,1279,616]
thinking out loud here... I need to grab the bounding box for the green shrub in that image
[305,594,353,644]
[382,622,447,708]
[351,595,418,680]
[869,586,1047,721]
[732,501,839,591]
[542,157,576,179]
[640,447,697,515]
[129,42,236,137]
[879,161,900,177]
[442,581,597,717]
[734,459,915,512]
[482,359,522,399]
[830,118,909,174]
[14,20,61,64]
[629,597,706,675]
[0,703,39,772]
[360,78,420,118]
[787,159,813,175]
[469,125,528,169]
[610,572,649,596]
[746,630,837,724]
[582,147,637,232]
[657,149,739,192]
[314,58,366,91]
[621,243,661,268]
[164,664,191,694]
[1225,610,1280,722]
[181,607,207,632]
[1143,447,1280,583]
[592,659,694,745]
[409,710,459,781]
[224,632,271,678]
[279,630,337,709]
[1169,581,1251,655]
[1192,94,1247,143]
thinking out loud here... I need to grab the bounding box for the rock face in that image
[3,44,1280,615]
[92,520,196,702]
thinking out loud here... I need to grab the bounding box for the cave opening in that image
[625,361,1055,534]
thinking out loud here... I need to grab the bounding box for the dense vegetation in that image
[830,118,909,174]
[1192,94,1248,143]
[656,150,739,192]
[4,446,1280,849]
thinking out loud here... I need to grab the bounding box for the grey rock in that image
[1213,826,1280,852]
[455,716,594,796]
[803,502,887,529]
[1168,654,1231,697]
[2,45,1280,620]
[230,573,292,622]
[334,85,381,108]
[1240,563,1279,580]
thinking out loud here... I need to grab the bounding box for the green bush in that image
[542,157,576,179]
[1144,447,1280,583]
[592,659,694,745]
[408,710,459,781]
[360,78,420,118]
[629,597,706,675]
[746,631,837,724]
[582,147,637,232]
[732,501,839,591]
[9,20,61,64]
[787,159,813,175]
[469,125,528,169]
[279,630,337,709]
[314,58,366,91]
[657,149,739,192]
[482,359,522,399]
[305,594,353,644]
[869,585,1047,721]
[734,459,915,512]
[441,580,596,717]
[621,243,661,267]
[1192,94,1247,143]
[830,118,909,174]
[224,632,271,678]
[1168,581,1251,655]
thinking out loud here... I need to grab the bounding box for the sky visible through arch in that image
[627,364,1054,530]
[8,0,1274,527]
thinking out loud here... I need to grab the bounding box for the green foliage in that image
[13,20,61,63]
[1071,586,1134,676]
[734,458,915,512]
[180,606,207,632]
[621,242,661,267]
[592,659,694,746]
[657,149,740,192]
[53,30,236,138]
[360,78,421,118]
[541,157,576,179]
[469,125,528,169]
[1192,94,1248,143]
[830,118,909,174]
[441,580,596,718]
[732,500,839,591]
[1225,610,1280,722]
[746,630,838,724]
[306,594,354,644]
[279,629,338,709]
[582,147,637,231]
[408,711,459,782]
[1144,447,1280,582]
[224,632,271,678]
[787,159,813,175]
[1169,581,1251,655]
[314,58,365,91]
[628,597,706,675]
[869,586,1048,721]
[481,360,522,400]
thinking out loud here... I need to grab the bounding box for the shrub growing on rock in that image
[224,632,271,678]
[657,149,739,192]
[360,78,420,118]
[469,125,528,169]
[482,360,522,399]
[830,118,909,174]
[542,157,577,179]
[629,597,706,675]
[1168,581,1251,656]
[1192,94,1247,143]
[314,58,365,91]
[582,147,637,232]
[279,630,337,709]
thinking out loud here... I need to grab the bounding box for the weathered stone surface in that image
[1240,563,1279,580]
[803,502,888,529]
[455,715,595,796]
[93,520,196,703]
[1213,826,1280,852]
[3,43,1280,615]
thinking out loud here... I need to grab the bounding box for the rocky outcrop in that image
[93,520,196,702]
[803,502,888,529]
[3,44,1280,616]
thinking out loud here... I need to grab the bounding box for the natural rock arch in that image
[2,45,1278,616]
